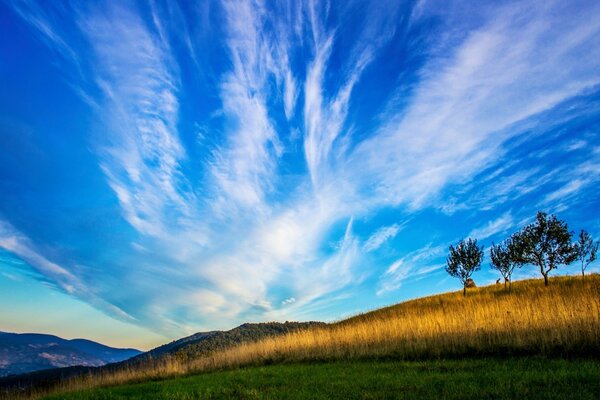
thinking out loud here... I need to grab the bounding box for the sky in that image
[1,0,600,350]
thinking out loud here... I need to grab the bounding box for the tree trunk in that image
[508,278,512,292]
[540,263,549,286]
[463,285,466,296]
[504,279,507,290]
[582,267,585,281]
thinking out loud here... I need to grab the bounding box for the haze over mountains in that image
[0,332,141,377]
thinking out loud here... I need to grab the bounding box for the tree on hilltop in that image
[490,234,524,292]
[516,211,577,286]
[446,238,484,296]
[574,230,598,281]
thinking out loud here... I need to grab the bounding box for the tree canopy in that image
[575,230,598,280]
[490,234,524,291]
[446,238,484,296]
[515,211,577,286]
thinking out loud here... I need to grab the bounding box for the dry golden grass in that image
[7,274,600,399]
[189,274,600,368]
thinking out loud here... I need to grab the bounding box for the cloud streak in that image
[468,212,515,241]
[347,0,600,211]
[364,224,403,252]
[73,3,200,245]
[0,219,134,321]
[377,244,446,296]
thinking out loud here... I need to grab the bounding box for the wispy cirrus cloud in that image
[209,0,286,214]
[303,0,401,189]
[468,211,515,241]
[377,244,446,296]
[80,4,198,240]
[0,218,134,321]
[347,0,600,211]
[7,0,80,66]
[2,0,600,342]
[364,223,403,252]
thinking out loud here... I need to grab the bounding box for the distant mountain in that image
[0,331,141,377]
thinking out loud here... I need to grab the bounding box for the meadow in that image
[6,274,599,399]
[43,359,600,400]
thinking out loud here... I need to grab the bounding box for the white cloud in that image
[189,289,229,315]
[5,0,600,336]
[79,3,199,241]
[303,1,399,189]
[287,217,361,307]
[281,297,296,305]
[0,219,134,322]
[539,159,600,211]
[468,211,515,240]
[377,244,446,295]
[543,179,585,204]
[1,272,22,282]
[565,139,587,151]
[364,224,403,252]
[9,0,80,68]
[208,0,303,214]
[346,0,600,211]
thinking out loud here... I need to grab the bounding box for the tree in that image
[490,235,523,291]
[446,238,484,296]
[574,230,598,280]
[516,211,577,286]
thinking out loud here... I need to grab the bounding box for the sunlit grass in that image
[43,359,600,400]
[187,274,599,368]
[6,274,599,399]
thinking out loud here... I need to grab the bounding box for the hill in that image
[177,274,599,371]
[130,321,325,363]
[0,322,323,395]
[4,274,600,399]
[0,332,141,377]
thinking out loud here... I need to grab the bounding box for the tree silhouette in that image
[516,211,577,286]
[446,238,484,296]
[575,230,598,281]
[490,234,524,291]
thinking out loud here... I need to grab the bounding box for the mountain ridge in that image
[0,331,141,377]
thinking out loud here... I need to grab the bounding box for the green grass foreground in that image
[43,358,600,400]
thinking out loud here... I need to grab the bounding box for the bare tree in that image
[446,238,484,296]
[490,234,523,291]
[574,230,598,281]
[516,211,577,286]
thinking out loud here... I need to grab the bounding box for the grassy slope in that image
[44,358,600,400]
[132,322,326,363]
[11,275,600,399]
[181,274,600,371]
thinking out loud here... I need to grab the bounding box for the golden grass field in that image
[9,274,600,399]
[191,274,600,367]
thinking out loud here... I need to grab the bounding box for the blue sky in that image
[1,0,600,350]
